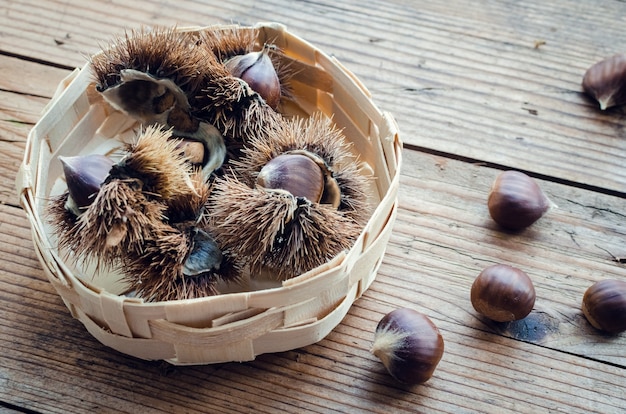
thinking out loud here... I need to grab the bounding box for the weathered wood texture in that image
[2,0,626,193]
[0,0,625,413]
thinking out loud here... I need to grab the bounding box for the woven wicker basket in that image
[15,22,402,365]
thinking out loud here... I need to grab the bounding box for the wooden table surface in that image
[1,1,625,413]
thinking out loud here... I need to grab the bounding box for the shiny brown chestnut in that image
[582,279,626,334]
[582,53,626,110]
[59,154,114,216]
[225,47,281,109]
[256,150,341,207]
[371,308,444,385]
[256,152,324,203]
[487,170,550,230]
[471,264,536,322]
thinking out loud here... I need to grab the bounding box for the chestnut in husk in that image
[48,126,241,301]
[225,47,281,110]
[59,154,114,216]
[207,113,370,280]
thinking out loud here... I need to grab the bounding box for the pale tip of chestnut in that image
[174,139,205,166]
[487,170,550,231]
[471,264,536,322]
[371,308,444,385]
[582,279,626,334]
[256,150,341,207]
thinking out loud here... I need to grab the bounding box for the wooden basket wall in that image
[15,23,402,365]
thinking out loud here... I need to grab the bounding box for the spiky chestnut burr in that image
[234,113,370,223]
[196,73,283,162]
[199,26,259,62]
[48,126,194,265]
[49,127,191,258]
[194,29,294,160]
[48,127,241,300]
[199,28,294,108]
[49,176,169,269]
[120,223,242,301]
[120,172,242,301]
[91,27,226,174]
[206,113,371,280]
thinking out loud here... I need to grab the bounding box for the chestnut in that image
[371,308,444,385]
[255,150,341,207]
[487,170,550,230]
[225,47,281,109]
[582,279,626,334]
[174,139,205,166]
[59,154,114,216]
[471,264,536,322]
[582,53,626,110]
[256,152,325,203]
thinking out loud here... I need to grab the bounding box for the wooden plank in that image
[381,149,626,366]
[0,1,625,412]
[0,54,70,97]
[1,0,626,192]
[0,56,72,206]
[1,148,624,413]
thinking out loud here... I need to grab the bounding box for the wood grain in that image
[0,55,71,206]
[1,0,626,192]
[2,148,625,413]
[0,0,625,413]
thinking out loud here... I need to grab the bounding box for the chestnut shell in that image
[372,308,444,385]
[226,50,281,109]
[256,153,325,203]
[487,170,549,230]
[582,53,626,110]
[471,264,536,322]
[582,279,626,334]
[60,154,114,212]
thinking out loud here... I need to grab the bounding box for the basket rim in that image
[16,22,403,363]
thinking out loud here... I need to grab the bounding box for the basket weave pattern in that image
[16,23,402,365]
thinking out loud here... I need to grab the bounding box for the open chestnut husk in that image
[471,264,536,322]
[487,170,550,230]
[48,126,241,301]
[200,28,294,111]
[582,279,626,334]
[207,113,370,280]
[371,308,444,385]
[91,27,227,175]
